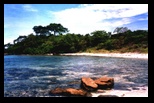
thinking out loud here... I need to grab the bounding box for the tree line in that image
[4,23,148,55]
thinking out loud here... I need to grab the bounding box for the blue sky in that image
[4,4,148,44]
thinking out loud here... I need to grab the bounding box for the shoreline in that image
[60,52,148,59]
[91,86,148,97]
[4,52,148,59]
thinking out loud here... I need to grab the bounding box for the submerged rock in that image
[98,95,119,97]
[65,88,91,97]
[50,87,65,94]
[80,77,98,91]
[50,87,91,97]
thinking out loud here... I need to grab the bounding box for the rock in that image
[80,77,98,91]
[50,87,65,94]
[85,92,92,97]
[50,87,91,97]
[98,95,119,97]
[50,76,115,96]
[94,76,114,89]
[132,87,140,90]
[65,88,88,96]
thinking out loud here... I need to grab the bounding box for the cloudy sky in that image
[4,4,148,44]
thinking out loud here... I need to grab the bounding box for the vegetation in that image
[4,23,148,55]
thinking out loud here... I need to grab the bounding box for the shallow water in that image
[4,55,148,97]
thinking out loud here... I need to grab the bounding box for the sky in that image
[4,4,148,44]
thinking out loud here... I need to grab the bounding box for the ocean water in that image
[4,55,148,97]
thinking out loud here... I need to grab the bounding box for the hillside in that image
[4,23,148,55]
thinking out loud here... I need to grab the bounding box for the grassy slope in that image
[82,47,148,54]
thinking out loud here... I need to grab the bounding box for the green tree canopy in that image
[46,23,69,35]
[33,25,49,35]
[13,35,27,44]
[91,30,109,46]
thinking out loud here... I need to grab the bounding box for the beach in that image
[60,52,148,97]
[91,86,148,97]
[60,52,148,59]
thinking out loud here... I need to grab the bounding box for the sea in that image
[4,55,148,97]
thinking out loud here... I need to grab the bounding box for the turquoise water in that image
[4,55,148,97]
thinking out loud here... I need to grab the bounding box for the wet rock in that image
[65,88,89,96]
[50,87,65,94]
[132,87,140,90]
[80,77,98,91]
[50,87,91,97]
[50,76,115,97]
[94,76,114,89]
[85,92,92,97]
[98,95,119,97]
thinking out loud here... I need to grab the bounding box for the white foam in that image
[29,75,59,79]
[63,70,94,77]
[113,74,136,84]
[29,66,56,70]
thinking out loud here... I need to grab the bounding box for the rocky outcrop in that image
[50,87,91,97]
[94,76,114,89]
[49,76,114,97]
[80,77,98,91]
[80,77,114,91]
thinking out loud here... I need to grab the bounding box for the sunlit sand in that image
[60,53,148,59]
[91,86,148,97]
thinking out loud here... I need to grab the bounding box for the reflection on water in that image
[4,55,148,97]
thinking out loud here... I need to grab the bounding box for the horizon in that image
[4,4,148,44]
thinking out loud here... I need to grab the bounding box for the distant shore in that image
[59,52,148,59]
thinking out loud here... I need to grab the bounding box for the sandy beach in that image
[60,52,148,59]
[91,86,148,97]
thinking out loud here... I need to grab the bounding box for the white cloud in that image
[23,4,38,12]
[48,4,148,34]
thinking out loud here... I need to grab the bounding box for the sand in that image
[60,52,148,59]
[91,86,148,97]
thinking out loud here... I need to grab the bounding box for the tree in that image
[13,36,27,44]
[91,30,109,46]
[4,43,12,49]
[97,39,115,50]
[46,23,69,35]
[33,23,69,36]
[33,25,49,35]
[5,22,148,55]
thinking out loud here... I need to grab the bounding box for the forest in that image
[4,23,148,55]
